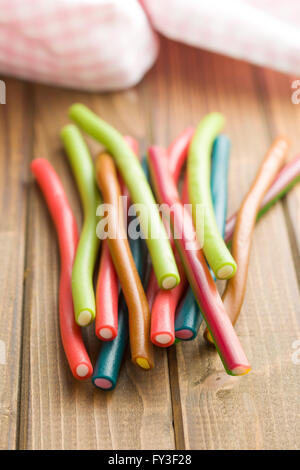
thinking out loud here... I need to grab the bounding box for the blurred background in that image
[0,0,300,92]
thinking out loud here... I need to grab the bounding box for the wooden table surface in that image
[1,38,300,450]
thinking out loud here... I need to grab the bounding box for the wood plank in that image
[148,39,300,449]
[0,78,33,449]
[19,84,175,449]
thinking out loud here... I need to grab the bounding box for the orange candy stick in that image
[95,152,154,370]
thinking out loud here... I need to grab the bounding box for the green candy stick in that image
[69,103,180,290]
[61,124,101,326]
[188,113,237,280]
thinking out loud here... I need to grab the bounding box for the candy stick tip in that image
[155,333,173,345]
[217,264,235,279]
[94,378,113,390]
[78,310,92,327]
[176,329,194,340]
[161,275,178,290]
[60,123,77,138]
[99,327,113,340]
[204,329,214,344]
[136,358,151,370]
[230,365,252,376]
[69,103,87,118]
[76,364,90,378]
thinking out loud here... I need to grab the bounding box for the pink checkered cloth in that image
[0,0,300,91]
[142,0,300,76]
[0,0,158,91]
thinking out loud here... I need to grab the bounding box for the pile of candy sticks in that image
[31,104,300,389]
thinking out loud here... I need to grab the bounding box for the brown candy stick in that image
[205,136,289,344]
[95,152,154,369]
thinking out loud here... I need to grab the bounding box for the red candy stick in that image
[148,146,251,376]
[168,128,195,181]
[31,159,93,380]
[95,241,119,340]
[95,136,138,341]
[118,136,139,209]
[150,130,193,347]
[146,269,159,310]
[151,248,187,347]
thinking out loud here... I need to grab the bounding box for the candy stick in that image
[140,156,160,308]
[168,127,195,182]
[93,234,146,390]
[118,136,140,220]
[95,241,119,340]
[95,136,138,341]
[95,152,154,370]
[146,269,159,310]
[151,133,230,345]
[31,159,93,380]
[176,135,231,340]
[93,155,147,390]
[225,153,300,243]
[188,113,237,279]
[151,248,188,347]
[61,125,101,326]
[148,146,251,376]
[150,138,193,347]
[175,289,203,340]
[168,129,202,341]
[123,135,139,157]
[69,103,180,290]
[211,136,230,241]
[93,295,128,390]
[205,137,289,344]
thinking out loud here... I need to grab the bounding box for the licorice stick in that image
[175,290,203,340]
[70,103,180,290]
[93,235,147,390]
[168,127,195,182]
[94,155,147,389]
[95,152,154,370]
[148,146,251,376]
[93,295,128,390]
[140,156,160,309]
[141,155,160,309]
[95,241,119,340]
[211,136,230,242]
[151,133,230,345]
[61,125,101,327]
[176,135,230,340]
[151,247,188,347]
[225,153,300,243]
[150,139,192,347]
[118,136,139,218]
[188,113,237,279]
[205,137,289,344]
[167,129,202,341]
[146,269,159,310]
[31,159,93,380]
[95,136,138,341]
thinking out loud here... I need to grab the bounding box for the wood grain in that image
[147,39,300,450]
[0,79,33,450]
[18,84,175,450]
